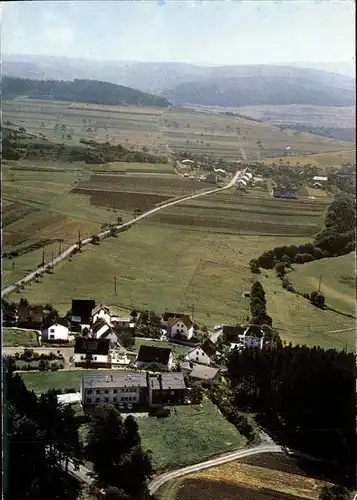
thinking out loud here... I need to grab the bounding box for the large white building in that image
[186,339,218,366]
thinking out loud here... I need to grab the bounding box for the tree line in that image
[3,360,155,499]
[249,194,355,272]
[2,76,170,108]
[226,344,356,487]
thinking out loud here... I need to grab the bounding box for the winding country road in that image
[148,444,284,494]
[1,170,240,298]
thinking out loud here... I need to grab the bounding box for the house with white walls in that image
[91,318,112,340]
[41,322,69,342]
[167,315,194,340]
[186,339,218,366]
[91,303,111,325]
[74,338,111,368]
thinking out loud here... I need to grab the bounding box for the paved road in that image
[148,444,284,495]
[1,170,240,298]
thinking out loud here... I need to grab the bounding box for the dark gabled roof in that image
[147,372,186,390]
[92,303,110,316]
[167,315,193,329]
[92,318,110,335]
[244,325,265,338]
[163,312,184,322]
[74,337,110,355]
[137,345,172,364]
[222,325,246,337]
[200,339,217,358]
[72,299,96,324]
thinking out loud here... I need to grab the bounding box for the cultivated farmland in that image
[157,452,334,500]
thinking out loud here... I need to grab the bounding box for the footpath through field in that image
[1,170,241,297]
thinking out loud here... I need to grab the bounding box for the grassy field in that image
[235,104,355,128]
[260,150,356,168]
[19,370,100,394]
[6,220,308,329]
[4,98,353,162]
[3,328,40,347]
[157,452,334,500]
[162,107,353,160]
[289,253,355,317]
[139,398,246,472]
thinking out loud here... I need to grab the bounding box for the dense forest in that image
[226,345,356,487]
[2,76,171,107]
[164,76,356,107]
[279,124,356,142]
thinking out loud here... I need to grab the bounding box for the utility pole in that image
[318,274,322,293]
[78,230,81,251]
[51,252,54,273]
[114,276,117,295]
[58,239,63,255]
[42,249,45,266]
[191,303,195,323]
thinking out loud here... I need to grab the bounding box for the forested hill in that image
[2,76,171,108]
[164,75,356,107]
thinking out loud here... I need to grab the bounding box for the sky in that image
[1,1,355,65]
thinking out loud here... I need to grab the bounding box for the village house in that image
[147,372,186,406]
[311,176,329,189]
[221,325,246,344]
[161,312,184,327]
[225,324,265,350]
[181,361,221,386]
[167,315,194,340]
[186,338,218,366]
[91,318,112,340]
[111,316,133,328]
[74,337,111,368]
[91,303,111,325]
[18,304,47,328]
[80,371,186,409]
[136,345,173,371]
[41,322,69,342]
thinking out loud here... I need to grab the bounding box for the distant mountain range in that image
[2,76,170,108]
[2,55,355,108]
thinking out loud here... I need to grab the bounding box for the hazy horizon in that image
[1,1,355,67]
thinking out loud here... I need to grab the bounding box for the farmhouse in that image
[222,325,246,344]
[80,371,186,409]
[41,322,69,342]
[162,312,184,327]
[136,345,173,371]
[186,338,217,366]
[181,361,221,386]
[167,315,194,340]
[240,325,265,349]
[74,337,111,368]
[91,318,111,339]
[91,302,111,325]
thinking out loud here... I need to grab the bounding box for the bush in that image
[148,407,171,418]
[310,291,326,309]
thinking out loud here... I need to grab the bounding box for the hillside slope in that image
[2,55,355,97]
[164,75,355,107]
[2,76,171,108]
